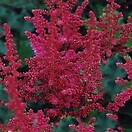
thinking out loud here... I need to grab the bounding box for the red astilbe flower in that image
[107,86,132,112]
[106,57,132,132]
[23,0,132,130]
[117,57,132,80]
[97,0,132,62]
[115,56,132,87]
[0,0,132,131]
[106,113,118,121]
[107,57,132,112]
[0,24,51,132]
[69,118,95,132]
[23,0,104,121]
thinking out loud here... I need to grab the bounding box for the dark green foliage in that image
[95,112,117,132]
[53,117,77,132]
[0,84,9,101]
[118,99,132,131]
[0,106,13,125]
[101,54,127,102]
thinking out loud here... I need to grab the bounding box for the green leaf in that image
[17,40,34,66]
[101,54,126,101]
[125,39,132,47]
[53,117,77,132]
[95,112,116,132]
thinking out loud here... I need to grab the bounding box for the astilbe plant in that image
[0,0,132,131]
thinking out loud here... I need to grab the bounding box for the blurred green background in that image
[0,0,132,132]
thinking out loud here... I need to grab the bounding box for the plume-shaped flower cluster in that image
[0,0,132,131]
